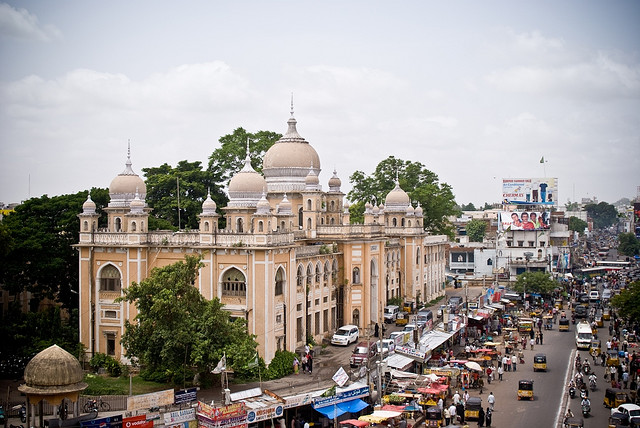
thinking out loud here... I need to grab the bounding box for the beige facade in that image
[76,111,447,364]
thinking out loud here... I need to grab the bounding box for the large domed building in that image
[76,108,448,364]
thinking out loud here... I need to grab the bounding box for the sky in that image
[1,1,639,208]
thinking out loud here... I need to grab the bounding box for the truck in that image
[576,321,593,350]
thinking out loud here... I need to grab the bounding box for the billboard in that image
[502,178,558,206]
[499,211,551,231]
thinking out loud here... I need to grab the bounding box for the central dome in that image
[19,344,87,395]
[263,110,321,193]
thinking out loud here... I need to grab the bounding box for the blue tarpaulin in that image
[314,399,369,419]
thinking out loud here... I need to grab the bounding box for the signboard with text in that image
[502,178,558,207]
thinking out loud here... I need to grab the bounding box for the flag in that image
[247,352,259,368]
[539,156,544,163]
[212,354,226,374]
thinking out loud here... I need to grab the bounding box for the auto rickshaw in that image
[533,354,547,372]
[603,388,630,408]
[559,318,570,332]
[544,315,553,330]
[590,339,602,355]
[464,397,482,421]
[517,379,534,400]
[395,311,409,327]
[555,298,564,310]
[607,350,621,367]
[563,416,584,428]
[424,406,442,427]
[603,307,611,320]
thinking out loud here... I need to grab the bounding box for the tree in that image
[460,203,477,211]
[565,201,580,211]
[584,202,618,229]
[207,128,281,188]
[611,281,640,326]
[347,156,460,238]
[465,219,487,242]
[568,216,588,235]
[512,271,557,296]
[0,189,109,310]
[142,161,226,230]
[618,232,640,257]
[118,255,260,381]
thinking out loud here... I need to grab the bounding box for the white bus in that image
[575,321,592,349]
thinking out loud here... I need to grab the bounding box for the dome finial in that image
[246,137,251,162]
[290,92,294,118]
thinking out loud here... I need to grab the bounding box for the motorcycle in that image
[582,362,591,375]
[569,386,576,398]
[12,404,26,423]
[580,388,588,400]
[589,378,596,391]
[581,401,591,417]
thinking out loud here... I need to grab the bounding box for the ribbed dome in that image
[19,345,87,395]
[263,108,321,193]
[385,181,410,208]
[109,149,146,208]
[82,195,96,214]
[305,167,320,188]
[256,192,271,215]
[415,204,423,217]
[201,191,217,215]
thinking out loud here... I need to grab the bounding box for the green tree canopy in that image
[460,203,477,211]
[118,255,260,380]
[618,232,640,257]
[465,219,487,242]
[142,161,226,230]
[611,281,640,326]
[565,201,580,211]
[512,271,557,296]
[347,156,460,238]
[207,127,281,187]
[0,189,109,309]
[568,216,588,235]
[584,202,618,229]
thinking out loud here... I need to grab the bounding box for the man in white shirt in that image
[487,392,495,410]
[453,391,461,405]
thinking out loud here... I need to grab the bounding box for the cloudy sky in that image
[1,1,639,208]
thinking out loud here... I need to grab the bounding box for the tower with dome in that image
[76,109,448,363]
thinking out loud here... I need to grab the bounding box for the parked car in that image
[350,342,378,367]
[331,325,359,346]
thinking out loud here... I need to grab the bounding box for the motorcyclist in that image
[581,397,591,413]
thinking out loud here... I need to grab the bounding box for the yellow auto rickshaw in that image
[606,350,620,367]
[603,387,629,408]
[559,318,570,332]
[533,354,547,372]
[395,311,409,326]
[529,309,541,318]
[424,406,442,427]
[603,307,611,320]
[554,299,563,310]
[590,339,602,356]
[543,315,553,330]
[517,379,534,400]
[464,397,482,421]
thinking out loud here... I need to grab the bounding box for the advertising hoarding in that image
[499,211,551,231]
[502,178,558,206]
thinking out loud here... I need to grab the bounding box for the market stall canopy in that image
[314,399,369,419]
[465,361,483,371]
[339,420,369,427]
[358,410,402,423]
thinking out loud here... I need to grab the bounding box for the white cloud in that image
[0,2,60,41]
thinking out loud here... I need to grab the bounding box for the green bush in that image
[265,350,297,380]
[89,353,123,377]
[140,367,171,383]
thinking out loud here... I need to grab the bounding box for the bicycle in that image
[83,397,110,413]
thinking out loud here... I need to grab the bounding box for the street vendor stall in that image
[339,420,370,427]
[358,410,403,424]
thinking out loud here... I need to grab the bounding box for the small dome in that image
[344,200,350,209]
[256,192,271,215]
[277,193,292,214]
[372,205,380,214]
[328,169,342,192]
[406,204,415,216]
[129,190,145,214]
[385,181,410,209]
[82,195,96,214]
[304,166,320,188]
[109,148,146,207]
[228,154,266,207]
[415,203,423,217]
[19,345,87,395]
[201,191,217,215]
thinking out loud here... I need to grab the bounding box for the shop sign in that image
[395,346,427,360]
[246,405,284,423]
[127,389,174,412]
[165,408,197,425]
[123,415,153,428]
[313,387,369,408]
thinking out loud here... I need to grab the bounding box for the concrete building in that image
[76,110,448,363]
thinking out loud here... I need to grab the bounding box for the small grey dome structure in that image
[384,181,410,210]
[109,146,146,208]
[82,195,96,214]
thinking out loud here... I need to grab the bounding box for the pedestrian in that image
[506,355,512,372]
[456,402,465,424]
[301,354,308,373]
[437,397,443,412]
[530,337,535,350]
[290,416,296,428]
[477,406,485,427]
[453,391,461,405]
[498,366,503,381]
[293,356,299,375]
[512,354,518,371]
[464,390,470,403]
[306,352,313,374]
[444,407,450,426]
[540,332,544,344]
[486,367,492,384]
[448,403,457,423]
[485,407,493,427]
[623,370,629,389]
[487,392,495,410]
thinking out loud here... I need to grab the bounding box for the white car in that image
[611,403,640,419]
[331,325,359,346]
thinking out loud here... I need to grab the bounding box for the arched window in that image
[83,221,89,231]
[307,199,312,210]
[281,220,286,231]
[401,218,405,227]
[330,218,335,225]
[114,218,122,232]
[352,309,360,326]
[100,265,121,292]
[416,248,421,265]
[306,264,313,287]
[275,268,284,296]
[131,221,137,232]
[236,218,244,233]
[297,265,305,288]
[392,218,397,227]
[315,263,322,283]
[141,221,144,231]
[298,208,303,227]
[204,221,210,232]
[487,258,493,266]
[324,261,331,284]
[352,267,361,284]
[258,221,264,232]
[307,218,312,230]
[330,201,335,211]
[408,220,412,227]
[221,268,246,297]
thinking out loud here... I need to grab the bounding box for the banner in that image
[127,389,174,412]
[174,388,198,405]
[499,211,551,231]
[165,408,197,425]
[502,178,558,206]
[313,386,369,409]
[123,415,153,428]
[246,405,284,423]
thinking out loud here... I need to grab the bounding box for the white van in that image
[576,321,592,349]
[383,305,400,323]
